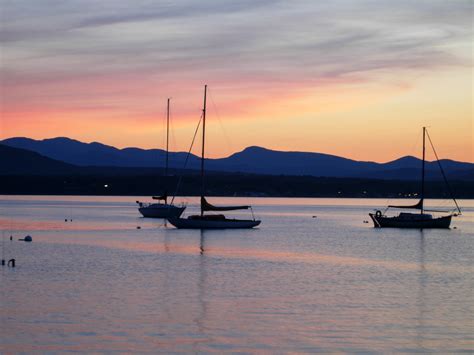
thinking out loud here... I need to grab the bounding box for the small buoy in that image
[136,226,141,229]
[24,235,32,242]
[312,216,317,218]
[8,259,15,267]
[1,259,5,266]
[10,236,13,241]
[65,219,68,222]
[70,219,73,222]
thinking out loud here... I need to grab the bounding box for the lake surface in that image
[1,196,473,353]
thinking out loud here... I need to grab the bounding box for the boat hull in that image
[167,216,261,229]
[138,204,186,218]
[369,213,452,229]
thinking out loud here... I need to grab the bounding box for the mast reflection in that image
[416,229,427,351]
[193,229,209,351]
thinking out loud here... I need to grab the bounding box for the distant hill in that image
[1,142,472,198]
[2,137,473,181]
[0,144,77,175]
[1,137,197,168]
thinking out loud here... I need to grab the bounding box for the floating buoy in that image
[19,235,32,242]
[1,259,5,266]
[136,226,141,229]
[8,259,15,267]
[65,219,68,222]
[10,236,12,241]
[312,216,317,218]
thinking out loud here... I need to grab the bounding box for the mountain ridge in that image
[1,137,472,181]
[0,143,76,175]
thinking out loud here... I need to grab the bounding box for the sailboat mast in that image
[421,126,426,214]
[165,98,170,204]
[166,98,170,177]
[201,85,207,216]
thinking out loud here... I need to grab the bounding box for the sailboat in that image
[167,85,261,229]
[136,98,186,218]
[369,127,461,229]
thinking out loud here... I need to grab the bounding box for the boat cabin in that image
[397,212,433,220]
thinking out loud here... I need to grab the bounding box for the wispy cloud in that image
[2,1,470,75]
[1,1,472,160]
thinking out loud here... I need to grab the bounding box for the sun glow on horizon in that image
[1,1,472,162]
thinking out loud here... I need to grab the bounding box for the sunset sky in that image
[1,1,472,162]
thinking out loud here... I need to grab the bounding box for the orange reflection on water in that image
[29,231,470,274]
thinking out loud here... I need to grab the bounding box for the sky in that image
[1,0,472,162]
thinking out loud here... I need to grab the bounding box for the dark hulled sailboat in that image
[167,85,261,229]
[369,127,461,229]
[136,98,186,218]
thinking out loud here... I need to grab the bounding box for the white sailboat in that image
[136,98,186,218]
[167,85,261,229]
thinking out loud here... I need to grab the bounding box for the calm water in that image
[1,196,473,353]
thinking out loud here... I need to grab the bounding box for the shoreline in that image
[1,174,472,199]
[1,193,473,200]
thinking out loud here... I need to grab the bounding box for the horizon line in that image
[1,135,472,165]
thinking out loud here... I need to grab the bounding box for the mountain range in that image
[0,143,75,175]
[1,137,473,180]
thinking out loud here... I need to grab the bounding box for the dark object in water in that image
[363,220,369,223]
[136,226,141,229]
[312,216,317,218]
[8,259,15,267]
[138,202,186,218]
[369,127,461,229]
[136,99,186,219]
[1,259,5,266]
[370,210,452,229]
[65,219,68,222]
[10,236,12,241]
[19,235,32,242]
[167,86,260,230]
